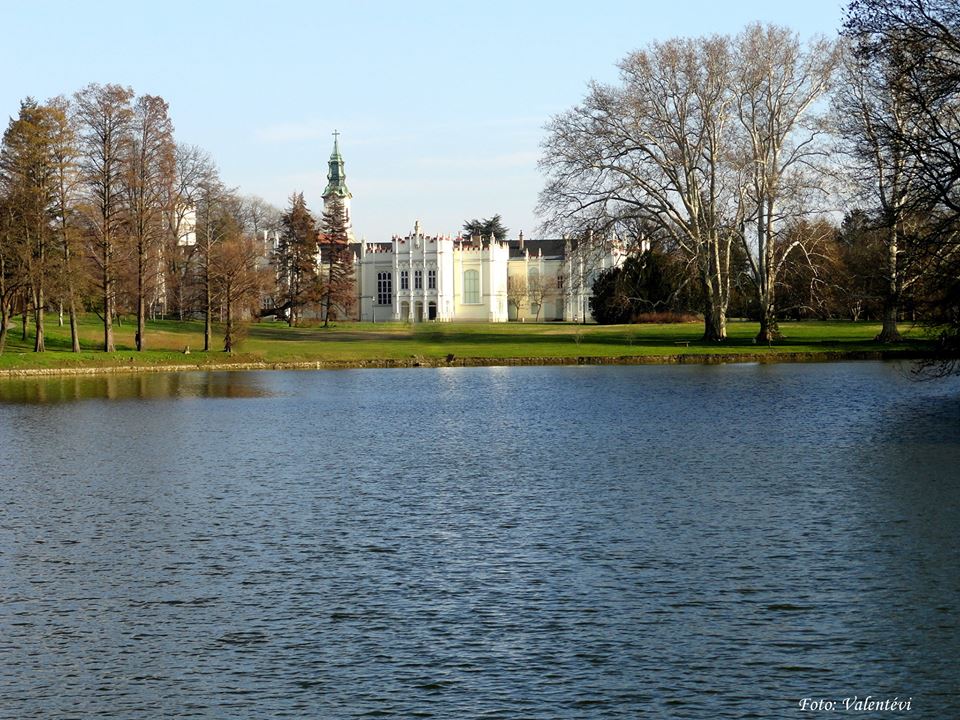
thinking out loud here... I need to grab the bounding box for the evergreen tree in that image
[462,214,510,241]
[276,192,318,326]
[589,251,678,324]
[319,195,355,327]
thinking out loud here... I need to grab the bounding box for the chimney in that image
[519,230,524,250]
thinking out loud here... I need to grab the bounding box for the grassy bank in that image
[0,314,938,374]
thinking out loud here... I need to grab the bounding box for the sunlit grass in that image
[0,312,936,371]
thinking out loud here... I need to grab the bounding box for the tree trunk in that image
[704,308,727,341]
[756,307,781,343]
[104,256,115,352]
[69,297,80,353]
[204,263,211,352]
[224,283,233,353]
[137,250,146,351]
[0,300,9,353]
[753,199,782,343]
[324,259,332,328]
[177,276,184,322]
[33,286,45,352]
[0,256,7,352]
[701,276,728,342]
[876,228,902,343]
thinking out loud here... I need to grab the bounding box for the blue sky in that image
[4,0,846,240]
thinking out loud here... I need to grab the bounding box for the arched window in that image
[463,269,480,304]
[377,272,392,305]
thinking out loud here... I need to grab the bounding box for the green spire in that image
[323,129,352,199]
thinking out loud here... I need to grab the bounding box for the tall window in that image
[428,269,436,290]
[414,269,423,290]
[463,269,480,304]
[400,269,409,290]
[557,272,565,290]
[377,272,392,305]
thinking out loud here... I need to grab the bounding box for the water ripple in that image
[1,363,958,718]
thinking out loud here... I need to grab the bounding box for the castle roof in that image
[508,238,572,259]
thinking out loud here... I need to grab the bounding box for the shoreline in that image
[0,349,939,378]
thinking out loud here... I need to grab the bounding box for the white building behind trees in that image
[351,221,625,323]
[318,135,626,322]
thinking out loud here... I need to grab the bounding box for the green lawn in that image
[0,313,937,372]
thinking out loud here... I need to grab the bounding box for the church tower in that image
[322,130,354,241]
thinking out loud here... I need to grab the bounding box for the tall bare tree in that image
[0,197,25,352]
[47,96,83,352]
[842,0,960,341]
[845,0,960,214]
[74,83,134,352]
[835,46,925,341]
[124,94,175,351]
[194,171,233,351]
[733,25,840,341]
[163,144,214,320]
[0,99,63,352]
[539,35,740,340]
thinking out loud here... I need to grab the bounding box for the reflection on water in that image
[0,371,271,403]
[0,363,958,719]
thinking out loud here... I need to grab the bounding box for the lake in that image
[1,363,958,718]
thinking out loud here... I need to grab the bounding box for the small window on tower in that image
[428,269,437,290]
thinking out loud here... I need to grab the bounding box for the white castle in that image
[322,135,625,323]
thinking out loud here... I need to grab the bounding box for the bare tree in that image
[163,144,213,320]
[539,35,741,340]
[528,268,549,321]
[194,172,234,351]
[211,212,266,352]
[835,46,927,341]
[844,0,960,361]
[0,100,59,351]
[242,194,282,239]
[845,0,960,215]
[733,25,840,341]
[123,94,175,351]
[507,273,528,319]
[47,96,83,352]
[74,83,135,352]
[0,198,25,352]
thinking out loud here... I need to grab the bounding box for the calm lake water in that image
[1,363,958,719]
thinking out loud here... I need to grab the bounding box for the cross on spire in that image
[332,129,340,142]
